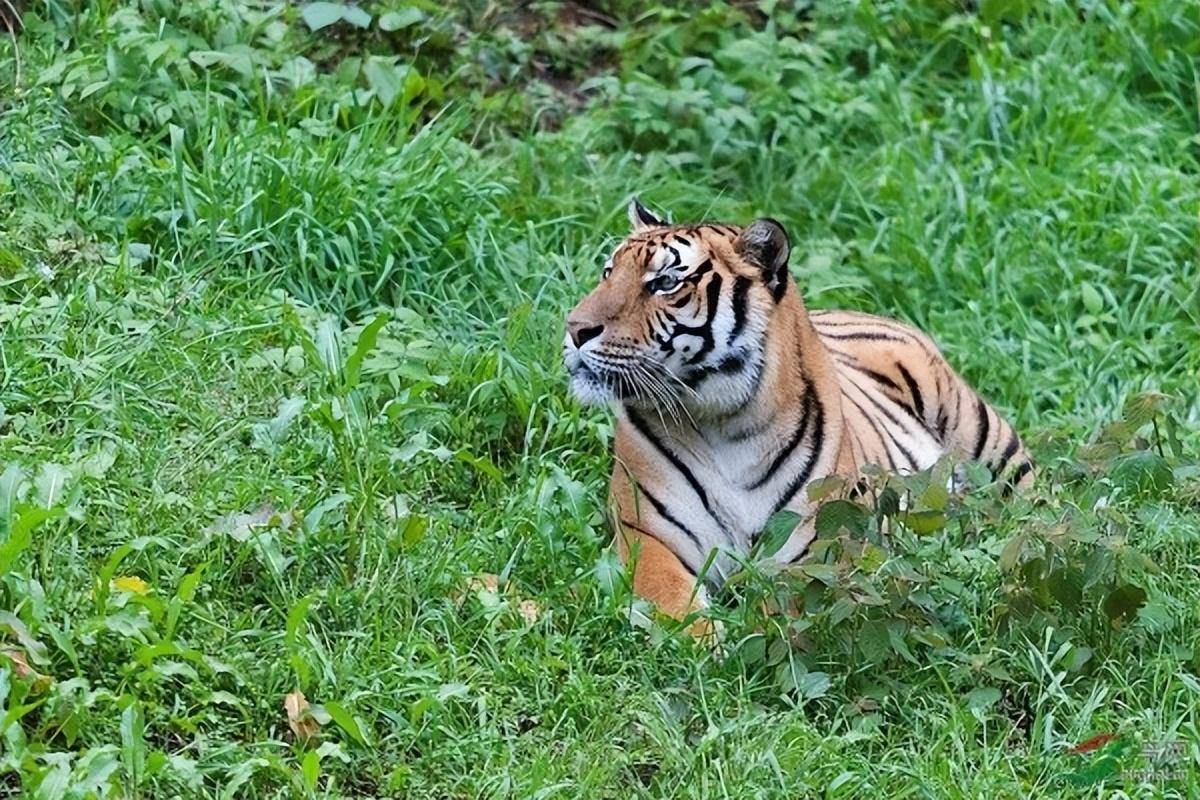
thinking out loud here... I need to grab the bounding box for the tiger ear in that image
[736,218,791,301]
[628,197,666,230]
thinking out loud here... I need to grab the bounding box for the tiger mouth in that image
[569,361,674,406]
[569,363,632,402]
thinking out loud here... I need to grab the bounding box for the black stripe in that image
[811,316,915,336]
[627,410,715,519]
[844,392,898,470]
[896,363,925,421]
[617,519,699,578]
[681,272,723,365]
[832,356,924,428]
[972,398,990,460]
[840,368,922,443]
[814,316,939,358]
[858,389,919,468]
[770,265,788,303]
[749,387,814,490]
[636,483,703,556]
[672,234,690,246]
[730,276,750,340]
[993,432,1020,477]
[834,354,902,392]
[818,331,909,343]
[773,392,826,514]
[1002,461,1033,497]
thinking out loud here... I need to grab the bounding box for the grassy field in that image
[1,1,1198,797]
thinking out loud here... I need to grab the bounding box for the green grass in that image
[1,1,1198,797]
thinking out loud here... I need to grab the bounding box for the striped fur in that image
[563,203,1033,623]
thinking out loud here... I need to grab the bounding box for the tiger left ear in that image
[736,218,791,301]
[628,197,666,230]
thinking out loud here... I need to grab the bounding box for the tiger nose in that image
[567,320,604,349]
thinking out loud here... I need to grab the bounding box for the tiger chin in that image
[563,199,1034,636]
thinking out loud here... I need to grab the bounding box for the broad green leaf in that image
[0,462,26,522]
[301,2,345,30]
[1102,584,1147,626]
[736,634,766,666]
[799,562,838,584]
[805,475,845,502]
[399,514,428,549]
[1111,451,1173,498]
[902,510,946,535]
[795,670,830,701]
[34,463,72,508]
[998,533,1026,572]
[314,316,342,375]
[0,611,48,664]
[755,509,800,559]
[1048,567,1082,610]
[379,9,424,31]
[120,699,145,789]
[304,493,351,534]
[252,396,306,453]
[876,487,900,517]
[966,686,1001,714]
[286,596,315,686]
[324,701,368,745]
[1121,391,1170,429]
[302,749,320,790]
[920,483,950,511]
[858,619,890,663]
[363,58,402,107]
[1,506,60,575]
[454,450,503,481]
[814,500,868,538]
[341,5,372,28]
[344,312,389,388]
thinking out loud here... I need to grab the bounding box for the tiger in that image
[562,199,1034,628]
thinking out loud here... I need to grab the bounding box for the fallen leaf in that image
[468,574,500,593]
[1,648,52,692]
[518,600,540,624]
[112,575,149,595]
[284,690,320,744]
[1,648,33,678]
[1068,732,1118,755]
[207,505,297,542]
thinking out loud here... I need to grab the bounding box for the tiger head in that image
[564,199,793,417]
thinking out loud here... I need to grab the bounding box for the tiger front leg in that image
[612,518,717,642]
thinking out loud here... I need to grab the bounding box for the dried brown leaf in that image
[284,690,320,743]
[468,573,500,593]
[1,648,33,678]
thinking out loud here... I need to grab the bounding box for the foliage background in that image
[0,0,1198,796]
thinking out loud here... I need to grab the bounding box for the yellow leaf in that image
[112,575,149,595]
[284,690,320,743]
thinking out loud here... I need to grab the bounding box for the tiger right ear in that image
[736,218,791,301]
[628,197,666,230]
